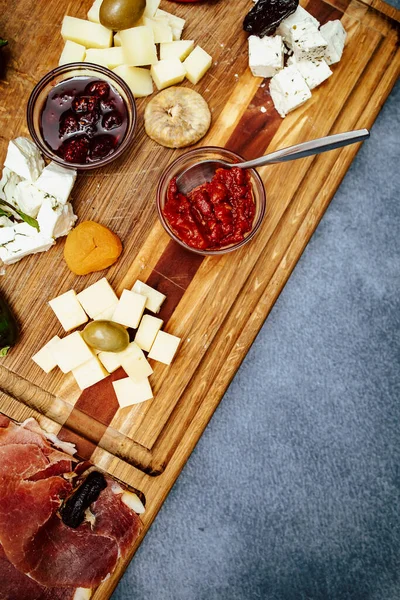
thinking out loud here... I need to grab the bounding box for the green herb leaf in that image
[0,38,7,48]
[0,346,10,357]
[0,199,39,231]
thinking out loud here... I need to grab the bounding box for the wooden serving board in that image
[0,0,399,596]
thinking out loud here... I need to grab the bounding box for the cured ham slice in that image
[0,444,48,480]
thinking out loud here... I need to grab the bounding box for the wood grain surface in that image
[0,0,399,597]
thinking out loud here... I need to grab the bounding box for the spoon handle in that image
[234,129,370,169]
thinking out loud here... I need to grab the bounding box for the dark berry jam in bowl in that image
[27,63,136,170]
[156,147,266,256]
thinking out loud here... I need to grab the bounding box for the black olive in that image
[243,0,299,37]
[60,471,107,529]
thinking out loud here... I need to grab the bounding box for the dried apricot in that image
[64,221,123,275]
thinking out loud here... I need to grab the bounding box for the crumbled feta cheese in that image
[0,226,15,245]
[0,216,14,228]
[277,6,320,45]
[35,162,77,205]
[14,181,48,218]
[4,137,45,182]
[0,228,54,265]
[320,20,347,65]
[269,64,312,118]
[291,21,328,62]
[249,35,284,78]
[37,197,77,239]
[0,167,22,206]
[287,55,332,89]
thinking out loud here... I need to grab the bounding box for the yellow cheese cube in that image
[183,45,212,84]
[143,17,173,43]
[155,9,185,40]
[131,280,165,313]
[72,356,108,390]
[134,315,163,352]
[144,0,161,17]
[85,47,125,69]
[114,32,122,46]
[121,351,153,382]
[77,278,118,319]
[148,330,180,365]
[32,336,61,373]
[113,376,153,408]
[160,40,194,62]
[59,40,86,66]
[53,331,94,374]
[87,0,103,23]
[120,26,157,67]
[72,590,92,600]
[113,65,153,98]
[98,341,140,373]
[112,290,146,329]
[151,58,186,90]
[93,304,118,321]
[121,491,145,514]
[49,290,88,332]
[61,16,112,49]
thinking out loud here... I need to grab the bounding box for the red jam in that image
[163,167,255,250]
[40,76,128,165]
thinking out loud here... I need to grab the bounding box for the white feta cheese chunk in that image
[37,197,77,239]
[0,228,55,265]
[0,167,22,206]
[0,216,14,228]
[277,6,320,44]
[0,226,15,245]
[287,55,332,89]
[35,162,77,205]
[291,22,328,62]
[269,64,312,118]
[4,137,45,182]
[248,35,284,78]
[14,181,47,218]
[320,20,347,65]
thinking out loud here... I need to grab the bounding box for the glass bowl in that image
[27,62,137,170]
[156,147,266,256]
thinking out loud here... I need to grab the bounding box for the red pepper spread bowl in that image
[156,147,266,256]
[27,63,136,170]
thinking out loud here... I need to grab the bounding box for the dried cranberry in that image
[59,136,90,164]
[100,99,115,112]
[78,110,99,126]
[59,111,79,137]
[89,135,116,160]
[102,111,123,131]
[84,80,110,99]
[72,95,99,114]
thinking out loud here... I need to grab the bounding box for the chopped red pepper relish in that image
[163,167,255,250]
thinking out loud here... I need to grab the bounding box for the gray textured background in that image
[113,17,400,600]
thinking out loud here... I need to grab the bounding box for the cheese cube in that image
[144,0,161,17]
[155,9,185,40]
[98,341,140,373]
[4,138,45,182]
[143,17,173,43]
[160,40,194,62]
[291,22,328,62]
[37,198,77,239]
[320,20,347,65]
[32,336,61,373]
[0,167,22,206]
[131,280,166,313]
[148,330,180,365]
[269,64,312,118]
[77,278,119,319]
[53,331,93,373]
[151,58,186,90]
[35,162,77,205]
[121,351,153,382]
[61,16,112,49]
[287,55,332,89]
[85,47,125,69]
[121,491,145,514]
[72,356,108,390]
[113,65,153,98]
[120,26,157,66]
[59,40,86,66]
[113,377,153,408]
[112,290,146,328]
[134,315,163,352]
[88,0,103,23]
[49,290,88,332]
[114,32,122,46]
[72,589,92,600]
[248,35,284,78]
[276,6,320,44]
[183,46,212,85]
[93,305,118,321]
[14,181,45,218]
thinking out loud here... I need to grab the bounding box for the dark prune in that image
[89,134,116,160]
[243,0,299,37]
[59,111,79,137]
[59,136,90,164]
[78,110,99,126]
[72,95,99,114]
[84,80,110,99]
[60,472,107,529]
[102,110,123,130]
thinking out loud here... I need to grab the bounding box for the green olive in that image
[99,0,146,31]
[82,320,129,353]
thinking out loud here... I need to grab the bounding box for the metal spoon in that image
[176,129,370,195]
